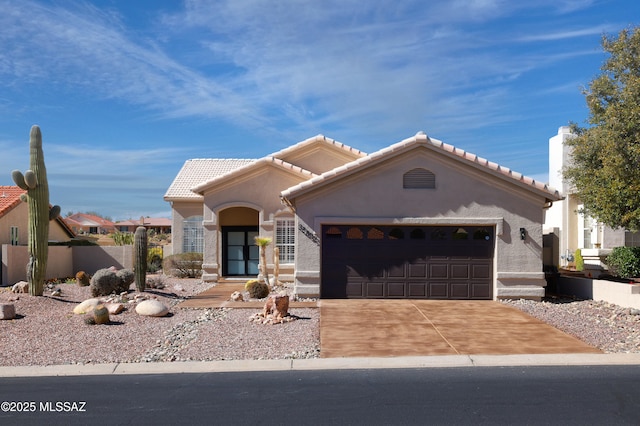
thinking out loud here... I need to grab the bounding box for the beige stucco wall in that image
[290,148,550,299]
[1,245,132,286]
[200,166,300,281]
[0,202,72,245]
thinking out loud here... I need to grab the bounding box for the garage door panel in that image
[387,282,407,297]
[451,283,471,299]
[322,225,494,299]
[367,282,384,297]
[408,283,427,297]
[430,264,449,279]
[346,281,364,298]
[450,264,470,279]
[429,282,449,298]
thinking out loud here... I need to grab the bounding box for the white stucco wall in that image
[291,148,550,299]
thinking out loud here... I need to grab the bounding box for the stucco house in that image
[63,213,116,235]
[0,186,75,246]
[166,132,561,300]
[544,126,633,273]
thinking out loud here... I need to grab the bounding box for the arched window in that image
[403,168,436,189]
[183,216,203,253]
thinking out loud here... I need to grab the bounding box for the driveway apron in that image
[319,299,602,358]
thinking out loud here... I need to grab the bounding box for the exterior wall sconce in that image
[519,228,527,240]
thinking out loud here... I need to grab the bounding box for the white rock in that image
[135,300,169,317]
[11,281,28,293]
[73,298,102,315]
[104,302,125,315]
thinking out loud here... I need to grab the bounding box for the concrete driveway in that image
[319,299,602,358]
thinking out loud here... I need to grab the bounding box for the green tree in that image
[565,27,640,230]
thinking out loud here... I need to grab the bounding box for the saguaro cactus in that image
[11,125,60,296]
[134,226,148,292]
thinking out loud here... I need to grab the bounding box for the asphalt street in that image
[1,365,639,425]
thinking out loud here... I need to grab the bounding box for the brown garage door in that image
[321,225,494,299]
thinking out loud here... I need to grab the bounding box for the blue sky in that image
[0,0,637,221]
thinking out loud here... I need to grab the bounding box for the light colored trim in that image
[294,270,320,278]
[496,272,545,280]
[313,217,504,236]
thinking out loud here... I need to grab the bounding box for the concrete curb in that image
[1,353,640,377]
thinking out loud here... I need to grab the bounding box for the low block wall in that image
[1,245,133,286]
[555,275,640,310]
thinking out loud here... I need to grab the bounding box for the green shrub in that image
[163,252,203,278]
[111,231,134,246]
[606,247,640,279]
[147,247,163,273]
[246,280,269,299]
[574,248,584,271]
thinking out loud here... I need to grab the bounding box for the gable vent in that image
[403,168,435,189]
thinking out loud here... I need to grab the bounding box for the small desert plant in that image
[574,248,584,271]
[75,271,90,287]
[147,247,163,273]
[146,275,166,289]
[111,231,134,246]
[254,236,272,287]
[246,279,269,299]
[606,247,640,279]
[163,252,203,278]
[245,279,259,291]
[134,226,148,292]
[89,268,134,297]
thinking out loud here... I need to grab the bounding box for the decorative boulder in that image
[11,281,28,294]
[104,302,125,315]
[263,294,290,320]
[0,304,16,320]
[135,300,169,317]
[230,291,244,302]
[73,298,101,315]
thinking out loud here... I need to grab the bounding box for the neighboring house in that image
[545,126,629,272]
[0,186,75,245]
[166,133,561,300]
[64,213,116,235]
[115,218,171,234]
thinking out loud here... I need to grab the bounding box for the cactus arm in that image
[49,205,61,221]
[12,170,28,190]
[24,170,37,188]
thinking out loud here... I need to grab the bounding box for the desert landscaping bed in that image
[1,277,638,367]
[0,277,319,367]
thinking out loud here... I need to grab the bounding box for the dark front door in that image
[222,226,259,277]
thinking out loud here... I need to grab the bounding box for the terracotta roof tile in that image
[0,186,26,218]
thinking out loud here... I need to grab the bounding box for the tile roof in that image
[191,157,318,194]
[164,159,256,200]
[0,186,26,218]
[268,134,366,159]
[282,132,563,202]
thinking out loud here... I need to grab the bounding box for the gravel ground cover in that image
[0,277,319,367]
[1,276,638,367]
[502,297,640,353]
